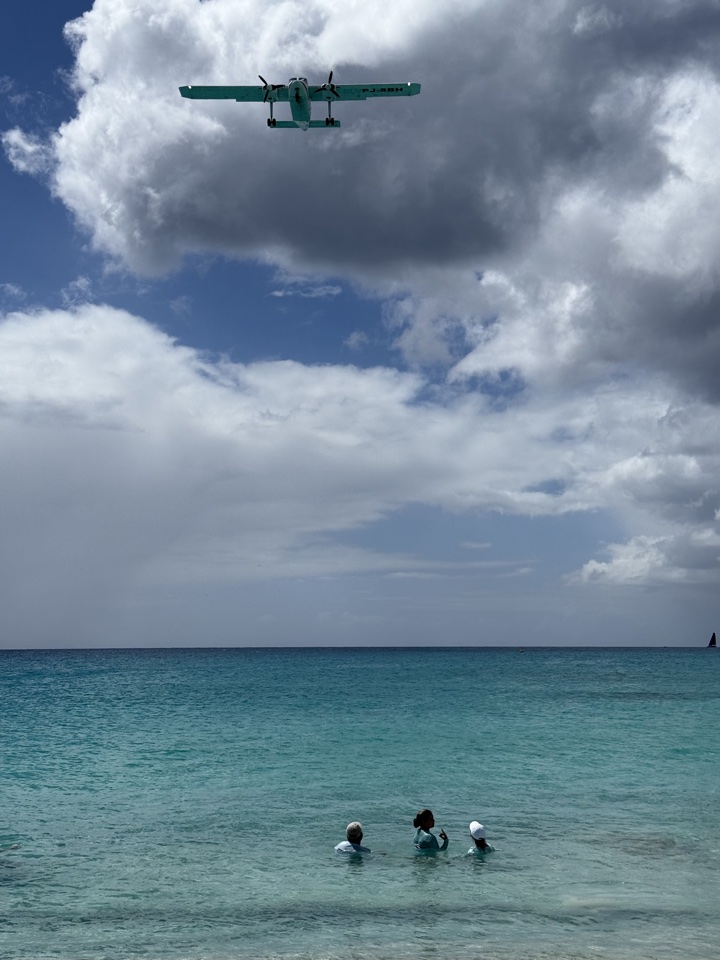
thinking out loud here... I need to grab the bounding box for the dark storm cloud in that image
[575,0,720,73]
[38,0,717,268]
[4,0,720,402]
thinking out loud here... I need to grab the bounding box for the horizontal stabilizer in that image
[268,120,342,129]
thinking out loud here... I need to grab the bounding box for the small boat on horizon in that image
[709,632,717,648]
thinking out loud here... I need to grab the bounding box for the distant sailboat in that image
[709,632,717,648]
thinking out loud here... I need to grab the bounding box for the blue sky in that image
[2,0,719,647]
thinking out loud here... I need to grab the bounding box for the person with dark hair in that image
[413,809,448,852]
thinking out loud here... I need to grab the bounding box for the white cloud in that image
[169,294,192,316]
[613,72,720,288]
[2,128,55,176]
[575,529,720,586]
[0,283,25,301]
[270,283,342,298]
[0,303,718,648]
[2,0,720,641]
[61,275,94,307]
[576,537,672,584]
[344,330,369,350]
[6,0,718,406]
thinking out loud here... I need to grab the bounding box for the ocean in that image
[1,647,718,960]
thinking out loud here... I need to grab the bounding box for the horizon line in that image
[0,644,711,652]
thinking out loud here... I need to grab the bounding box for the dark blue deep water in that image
[1,647,719,960]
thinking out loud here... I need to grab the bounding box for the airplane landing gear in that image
[267,117,277,127]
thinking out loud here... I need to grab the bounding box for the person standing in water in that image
[335,821,371,854]
[466,820,494,854]
[413,809,448,851]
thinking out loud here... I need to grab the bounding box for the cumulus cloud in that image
[3,0,713,397]
[0,303,717,646]
[575,530,720,586]
[0,3,695,266]
[2,0,720,611]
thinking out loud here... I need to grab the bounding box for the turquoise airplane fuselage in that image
[288,78,312,129]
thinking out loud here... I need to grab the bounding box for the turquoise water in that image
[1,648,719,960]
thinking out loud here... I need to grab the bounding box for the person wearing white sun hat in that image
[466,820,494,855]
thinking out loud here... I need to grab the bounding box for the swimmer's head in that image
[413,809,434,829]
[346,821,363,842]
[469,821,485,839]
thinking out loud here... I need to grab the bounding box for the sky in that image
[1,0,719,648]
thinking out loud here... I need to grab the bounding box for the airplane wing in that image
[309,82,420,101]
[179,85,288,102]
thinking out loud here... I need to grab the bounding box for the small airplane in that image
[179,71,421,129]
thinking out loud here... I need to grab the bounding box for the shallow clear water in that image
[1,647,718,960]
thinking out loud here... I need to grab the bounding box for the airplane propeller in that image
[318,70,340,98]
[259,75,284,102]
